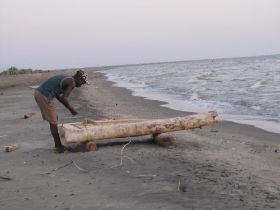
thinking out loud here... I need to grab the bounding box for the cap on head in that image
[76,70,90,85]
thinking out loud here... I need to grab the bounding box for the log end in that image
[208,110,218,119]
[153,133,176,147]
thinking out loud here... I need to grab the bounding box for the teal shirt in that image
[37,75,68,100]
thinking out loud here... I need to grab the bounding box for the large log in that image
[59,111,219,143]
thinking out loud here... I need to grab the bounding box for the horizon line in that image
[1,53,279,72]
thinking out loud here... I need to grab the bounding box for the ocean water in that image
[104,55,280,134]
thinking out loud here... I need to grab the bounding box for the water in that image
[104,55,280,134]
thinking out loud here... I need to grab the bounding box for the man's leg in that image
[49,123,64,152]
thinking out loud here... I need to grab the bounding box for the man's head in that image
[73,70,90,87]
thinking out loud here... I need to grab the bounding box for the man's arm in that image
[56,78,78,115]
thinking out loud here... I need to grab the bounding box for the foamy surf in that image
[103,54,280,134]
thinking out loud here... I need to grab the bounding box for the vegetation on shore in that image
[0,66,49,76]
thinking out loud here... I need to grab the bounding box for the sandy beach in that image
[0,69,280,210]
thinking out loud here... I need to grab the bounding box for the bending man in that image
[34,70,89,153]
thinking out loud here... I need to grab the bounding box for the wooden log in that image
[59,111,219,143]
[84,118,147,126]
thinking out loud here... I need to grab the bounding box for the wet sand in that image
[0,69,280,210]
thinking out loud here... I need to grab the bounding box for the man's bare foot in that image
[55,146,65,153]
[55,145,72,154]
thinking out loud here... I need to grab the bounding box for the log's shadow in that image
[98,138,153,147]
[65,137,154,153]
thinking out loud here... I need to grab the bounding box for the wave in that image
[250,81,262,89]
[104,55,280,134]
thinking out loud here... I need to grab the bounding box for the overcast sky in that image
[1,0,280,70]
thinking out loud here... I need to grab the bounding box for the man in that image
[34,70,89,153]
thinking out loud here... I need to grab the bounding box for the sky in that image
[1,0,280,70]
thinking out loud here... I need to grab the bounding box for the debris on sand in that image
[0,176,13,181]
[23,112,36,119]
[40,160,88,176]
[120,139,132,166]
[73,161,87,172]
[4,144,17,152]
[29,85,39,89]
[41,161,74,176]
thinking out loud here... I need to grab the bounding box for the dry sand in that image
[0,69,279,210]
